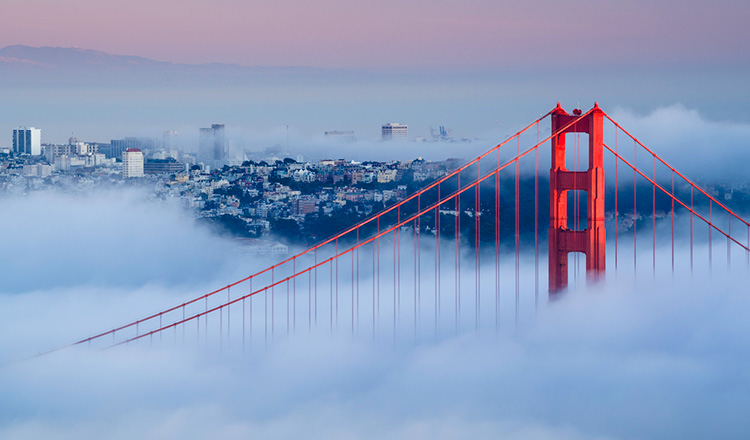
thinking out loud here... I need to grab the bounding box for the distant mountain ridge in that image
[0,44,319,72]
[0,45,171,68]
[0,44,337,86]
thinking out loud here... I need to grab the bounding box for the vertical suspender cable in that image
[690,187,694,273]
[671,172,675,276]
[336,238,339,330]
[330,248,333,332]
[417,194,421,328]
[634,140,637,276]
[414,217,418,339]
[709,201,713,274]
[435,184,443,331]
[226,287,230,345]
[615,127,619,271]
[535,122,539,311]
[395,207,399,336]
[377,217,380,331]
[495,146,500,330]
[352,242,355,335]
[242,292,245,352]
[728,212,731,269]
[727,211,732,270]
[435,198,439,336]
[476,161,480,329]
[653,155,656,276]
[434,204,438,336]
[253,278,256,348]
[455,174,460,333]
[397,206,401,329]
[457,173,461,328]
[357,228,360,334]
[265,270,269,347]
[515,136,520,325]
[373,233,376,338]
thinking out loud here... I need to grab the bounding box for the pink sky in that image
[1,0,748,68]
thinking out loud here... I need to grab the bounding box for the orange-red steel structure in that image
[549,103,606,292]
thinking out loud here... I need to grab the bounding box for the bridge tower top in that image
[549,104,606,292]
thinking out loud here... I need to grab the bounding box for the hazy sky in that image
[2,0,749,69]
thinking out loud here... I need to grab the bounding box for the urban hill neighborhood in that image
[5,125,748,256]
[163,155,457,249]
[3,125,465,254]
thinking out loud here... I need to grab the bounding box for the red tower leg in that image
[549,103,606,293]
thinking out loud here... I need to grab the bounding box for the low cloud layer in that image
[608,104,750,182]
[2,268,750,440]
[1,184,749,439]
[0,189,251,293]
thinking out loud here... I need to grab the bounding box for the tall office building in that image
[381,123,408,141]
[108,137,159,160]
[325,130,356,142]
[122,148,144,178]
[199,124,226,165]
[13,127,42,155]
[163,130,178,149]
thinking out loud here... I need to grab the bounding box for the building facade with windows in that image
[122,148,144,178]
[199,124,226,165]
[13,127,41,155]
[381,123,407,141]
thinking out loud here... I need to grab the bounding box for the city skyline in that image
[1,41,748,152]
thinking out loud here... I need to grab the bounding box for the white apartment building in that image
[23,164,53,177]
[381,123,408,141]
[122,148,144,178]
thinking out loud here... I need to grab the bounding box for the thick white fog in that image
[609,105,750,181]
[0,190,249,293]
[0,185,749,439]
[2,262,750,439]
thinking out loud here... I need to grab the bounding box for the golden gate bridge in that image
[53,103,750,352]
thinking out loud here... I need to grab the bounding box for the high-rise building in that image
[109,137,159,160]
[13,127,42,155]
[46,138,98,163]
[144,158,183,174]
[325,130,356,142]
[45,143,75,163]
[381,123,408,141]
[122,148,144,178]
[163,130,178,149]
[199,124,226,165]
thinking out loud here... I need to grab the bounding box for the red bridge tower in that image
[549,103,606,292]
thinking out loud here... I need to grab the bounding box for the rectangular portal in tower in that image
[549,103,606,293]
